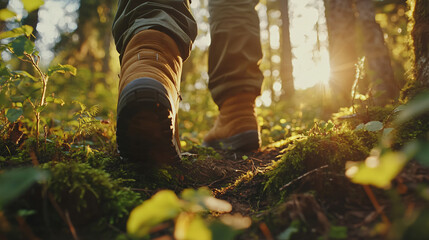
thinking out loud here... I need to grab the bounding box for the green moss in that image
[263,131,378,200]
[42,161,140,225]
[0,139,17,157]
[393,113,429,149]
[188,144,222,160]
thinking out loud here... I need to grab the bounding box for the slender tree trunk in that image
[324,0,358,106]
[280,0,294,99]
[101,4,114,76]
[355,0,399,105]
[412,0,429,89]
[265,0,275,97]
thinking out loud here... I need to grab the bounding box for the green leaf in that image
[0,25,33,39]
[355,123,365,131]
[407,141,429,167]
[36,105,46,113]
[48,64,76,76]
[18,209,36,217]
[0,9,16,21]
[210,221,239,240]
[54,98,65,106]
[10,36,35,57]
[395,92,429,125]
[0,61,11,77]
[21,0,44,13]
[175,214,211,240]
[10,95,25,102]
[13,70,38,81]
[0,92,8,108]
[346,151,408,188]
[6,108,23,122]
[326,122,334,131]
[127,190,182,237]
[382,128,394,139]
[46,96,54,102]
[329,225,348,239]
[364,121,383,132]
[46,97,65,106]
[181,187,211,208]
[277,220,300,240]
[0,167,49,209]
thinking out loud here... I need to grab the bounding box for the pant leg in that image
[208,0,263,107]
[112,0,197,61]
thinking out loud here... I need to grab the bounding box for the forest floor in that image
[172,142,429,240]
[1,99,429,240]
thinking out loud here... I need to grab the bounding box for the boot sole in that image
[202,130,260,151]
[116,78,180,167]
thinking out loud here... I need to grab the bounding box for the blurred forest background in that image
[0,0,418,145]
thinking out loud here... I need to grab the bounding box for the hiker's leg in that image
[113,0,197,164]
[113,0,197,61]
[203,0,263,150]
[207,0,263,106]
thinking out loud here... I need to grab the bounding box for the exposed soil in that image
[179,146,429,240]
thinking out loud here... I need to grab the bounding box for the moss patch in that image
[393,112,429,149]
[263,131,378,200]
[42,161,140,225]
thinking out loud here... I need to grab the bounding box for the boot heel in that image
[116,77,181,166]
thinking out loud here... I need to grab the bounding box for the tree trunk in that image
[412,0,429,89]
[402,0,429,99]
[324,0,358,106]
[355,0,399,105]
[65,0,116,89]
[265,0,275,97]
[279,0,294,99]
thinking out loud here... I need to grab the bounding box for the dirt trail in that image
[182,146,429,239]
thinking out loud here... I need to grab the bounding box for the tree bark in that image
[324,0,358,106]
[355,0,399,105]
[412,0,429,89]
[279,0,294,99]
[402,0,429,99]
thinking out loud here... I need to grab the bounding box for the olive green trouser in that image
[112,0,263,106]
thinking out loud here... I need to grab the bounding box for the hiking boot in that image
[116,30,182,166]
[202,93,260,151]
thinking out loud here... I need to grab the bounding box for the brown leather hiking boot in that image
[202,93,260,151]
[116,30,182,166]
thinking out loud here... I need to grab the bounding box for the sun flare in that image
[289,0,331,89]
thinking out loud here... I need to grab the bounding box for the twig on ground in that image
[280,165,329,191]
[15,216,40,240]
[250,157,263,162]
[363,185,391,227]
[64,211,80,240]
[48,193,80,240]
[29,150,39,166]
[208,173,229,187]
[259,222,274,240]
